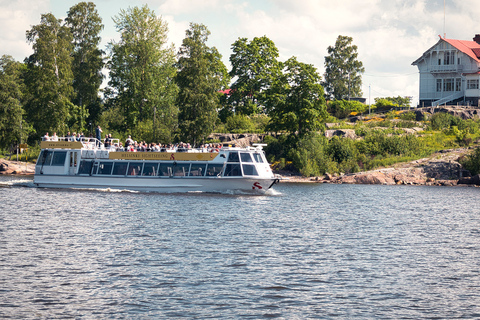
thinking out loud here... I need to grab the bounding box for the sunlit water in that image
[1,176,480,319]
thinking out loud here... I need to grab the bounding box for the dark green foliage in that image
[327,100,368,119]
[176,23,229,145]
[0,56,27,148]
[24,13,74,139]
[429,112,459,131]
[290,134,332,177]
[65,2,104,129]
[323,35,364,100]
[225,114,255,133]
[228,36,282,115]
[459,147,480,175]
[108,5,178,141]
[266,57,327,137]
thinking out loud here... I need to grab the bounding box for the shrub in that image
[459,147,480,175]
[225,114,255,132]
[327,100,368,119]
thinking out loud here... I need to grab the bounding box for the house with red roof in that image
[412,34,480,107]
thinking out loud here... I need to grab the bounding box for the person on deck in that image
[95,126,102,147]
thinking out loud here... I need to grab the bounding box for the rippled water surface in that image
[1,176,480,319]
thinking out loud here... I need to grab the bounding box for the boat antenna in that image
[443,0,446,38]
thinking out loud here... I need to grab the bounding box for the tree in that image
[65,1,104,129]
[175,23,229,145]
[375,96,411,109]
[24,13,74,138]
[0,55,26,149]
[266,56,326,137]
[108,5,178,141]
[323,35,364,100]
[228,36,282,115]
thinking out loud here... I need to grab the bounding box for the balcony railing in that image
[429,65,463,73]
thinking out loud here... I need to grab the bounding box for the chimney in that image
[474,34,480,44]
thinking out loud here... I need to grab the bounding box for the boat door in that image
[69,151,79,175]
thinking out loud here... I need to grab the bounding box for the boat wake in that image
[0,178,35,188]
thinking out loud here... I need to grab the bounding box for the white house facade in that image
[412,34,480,107]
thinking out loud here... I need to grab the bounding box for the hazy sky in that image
[1,0,479,105]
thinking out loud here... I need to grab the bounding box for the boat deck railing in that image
[42,136,264,153]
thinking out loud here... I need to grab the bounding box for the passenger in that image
[66,131,70,141]
[71,132,77,142]
[95,126,102,147]
[51,132,58,141]
[104,134,111,148]
[125,135,134,150]
[43,132,50,141]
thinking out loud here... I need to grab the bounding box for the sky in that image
[1,0,480,106]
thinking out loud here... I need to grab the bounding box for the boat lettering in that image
[252,182,263,190]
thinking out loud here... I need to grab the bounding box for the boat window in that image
[97,161,113,175]
[78,160,93,175]
[158,163,174,176]
[240,153,253,163]
[127,162,143,176]
[224,163,242,176]
[242,164,259,176]
[189,163,206,176]
[252,153,264,163]
[51,151,67,166]
[92,162,99,174]
[227,152,239,162]
[40,150,53,166]
[112,162,128,175]
[142,162,159,176]
[205,164,224,176]
[173,163,190,176]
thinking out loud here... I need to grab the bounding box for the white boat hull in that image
[34,175,277,194]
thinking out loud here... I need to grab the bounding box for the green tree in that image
[24,13,74,138]
[65,1,104,129]
[290,133,334,176]
[228,36,282,115]
[0,56,27,149]
[327,100,368,119]
[266,57,326,137]
[323,35,364,100]
[108,5,178,141]
[175,23,229,145]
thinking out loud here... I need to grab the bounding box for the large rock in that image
[0,159,35,175]
[325,129,357,139]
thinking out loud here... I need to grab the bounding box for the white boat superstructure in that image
[33,137,279,194]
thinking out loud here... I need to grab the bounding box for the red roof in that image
[219,89,232,95]
[443,38,480,62]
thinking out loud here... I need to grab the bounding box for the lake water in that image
[1,176,480,319]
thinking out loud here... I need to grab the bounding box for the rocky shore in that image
[0,159,35,175]
[279,147,480,187]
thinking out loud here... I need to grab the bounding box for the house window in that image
[467,79,479,89]
[444,78,454,92]
[436,79,442,92]
[444,51,451,65]
[455,78,462,91]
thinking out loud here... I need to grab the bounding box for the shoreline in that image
[1,147,478,187]
[277,147,479,187]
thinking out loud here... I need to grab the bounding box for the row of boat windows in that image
[38,150,265,167]
[39,150,68,166]
[78,160,259,177]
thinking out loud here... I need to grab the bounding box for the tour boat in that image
[33,138,279,194]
